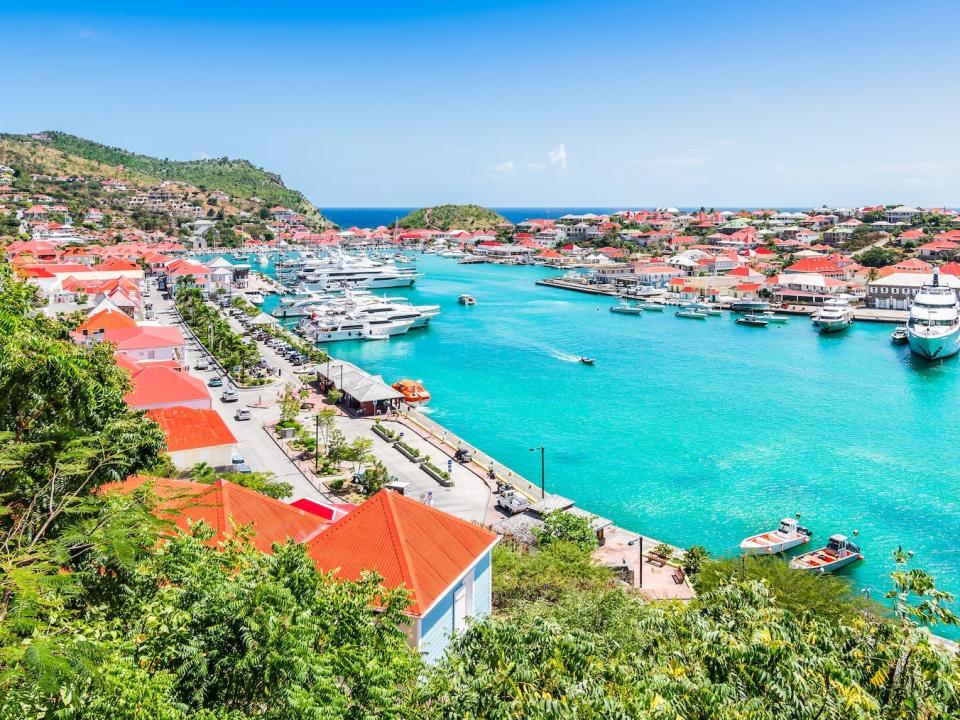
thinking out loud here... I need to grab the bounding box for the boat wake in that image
[549,349,582,363]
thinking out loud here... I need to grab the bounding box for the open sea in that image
[244,251,960,629]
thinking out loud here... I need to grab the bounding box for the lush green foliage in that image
[533,509,598,551]
[176,286,264,384]
[856,245,901,267]
[37,131,319,213]
[398,204,508,231]
[422,542,960,719]
[190,461,293,499]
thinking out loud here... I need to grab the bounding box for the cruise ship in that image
[907,271,960,360]
[812,298,854,333]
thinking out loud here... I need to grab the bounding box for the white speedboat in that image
[790,534,863,573]
[740,518,812,555]
[245,292,265,305]
[812,298,853,333]
[609,301,644,315]
[907,271,960,359]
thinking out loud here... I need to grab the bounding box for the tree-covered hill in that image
[0,131,321,217]
[398,204,509,231]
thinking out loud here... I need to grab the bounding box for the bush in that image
[534,510,598,552]
[682,544,709,575]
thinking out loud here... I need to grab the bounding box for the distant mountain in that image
[0,131,322,220]
[398,204,509,231]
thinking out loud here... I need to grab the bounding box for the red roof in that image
[126,366,209,408]
[305,489,498,615]
[290,497,356,521]
[146,406,236,451]
[103,476,326,554]
[102,325,183,350]
[785,257,844,274]
[939,262,960,276]
[77,308,138,334]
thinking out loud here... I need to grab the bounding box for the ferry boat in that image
[812,298,854,333]
[730,299,770,313]
[675,309,708,319]
[609,301,644,315]
[891,325,909,344]
[392,379,431,403]
[459,294,477,306]
[740,517,812,555]
[790,533,863,573]
[907,271,960,359]
[736,314,769,327]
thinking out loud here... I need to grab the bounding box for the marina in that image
[314,253,960,618]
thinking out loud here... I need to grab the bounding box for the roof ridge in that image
[217,479,230,542]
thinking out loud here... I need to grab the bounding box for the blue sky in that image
[4,1,960,208]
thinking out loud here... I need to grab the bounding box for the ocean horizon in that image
[319,206,819,229]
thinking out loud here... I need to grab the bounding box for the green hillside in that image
[398,204,508,231]
[4,131,319,216]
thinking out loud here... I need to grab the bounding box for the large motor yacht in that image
[812,297,854,333]
[907,269,960,359]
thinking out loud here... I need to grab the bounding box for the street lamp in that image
[528,446,545,498]
[628,535,644,588]
[314,413,320,473]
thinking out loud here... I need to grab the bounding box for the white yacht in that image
[907,271,960,359]
[293,252,418,290]
[812,298,853,333]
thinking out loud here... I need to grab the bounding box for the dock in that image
[536,277,619,296]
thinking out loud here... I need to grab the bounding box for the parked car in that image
[221,389,239,403]
[193,358,209,370]
[289,355,305,366]
[230,453,251,473]
[496,489,530,516]
[208,376,223,387]
[234,407,252,421]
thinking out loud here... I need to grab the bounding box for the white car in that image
[496,490,529,516]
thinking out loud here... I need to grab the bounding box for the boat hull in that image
[908,328,960,359]
[790,552,862,573]
[814,319,852,333]
[740,534,809,555]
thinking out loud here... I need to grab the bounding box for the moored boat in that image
[639,302,665,311]
[891,325,909,344]
[392,379,431,403]
[812,298,854,333]
[740,517,812,555]
[675,309,708,319]
[736,313,769,327]
[609,302,644,315]
[762,312,790,323]
[730,299,770,313]
[906,270,960,359]
[458,294,476,306]
[790,533,863,573]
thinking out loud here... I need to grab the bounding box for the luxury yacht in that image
[907,271,960,359]
[812,298,854,333]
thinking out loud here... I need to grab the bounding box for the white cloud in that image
[547,143,567,169]
[491,160,516,176]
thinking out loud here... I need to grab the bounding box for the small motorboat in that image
[675,310,708,319]
[579,357,595,365]
[740,517,812,555]
[736,313,769,327]
[762,312,790,323]
[609,302,644,315]
[392,379,431,403]
[790,533,863,573]
[458,294,476,306]
[639,302,664,311]
[891,326,909,345]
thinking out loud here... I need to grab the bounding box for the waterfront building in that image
[784,257,850,279]
[316,359,404,416]
[865,272,960,310]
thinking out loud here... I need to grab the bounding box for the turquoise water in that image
[247,253,960,620]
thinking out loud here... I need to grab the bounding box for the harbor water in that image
[256,253,960,623]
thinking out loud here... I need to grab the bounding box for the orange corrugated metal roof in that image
[103,476,327,553]
[102,325,183,349]
[126,366,209,408]
[305,489,498,615]
[78,308,138,334]
[146,406,235,450]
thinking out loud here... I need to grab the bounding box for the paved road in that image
[149,283,325,501]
